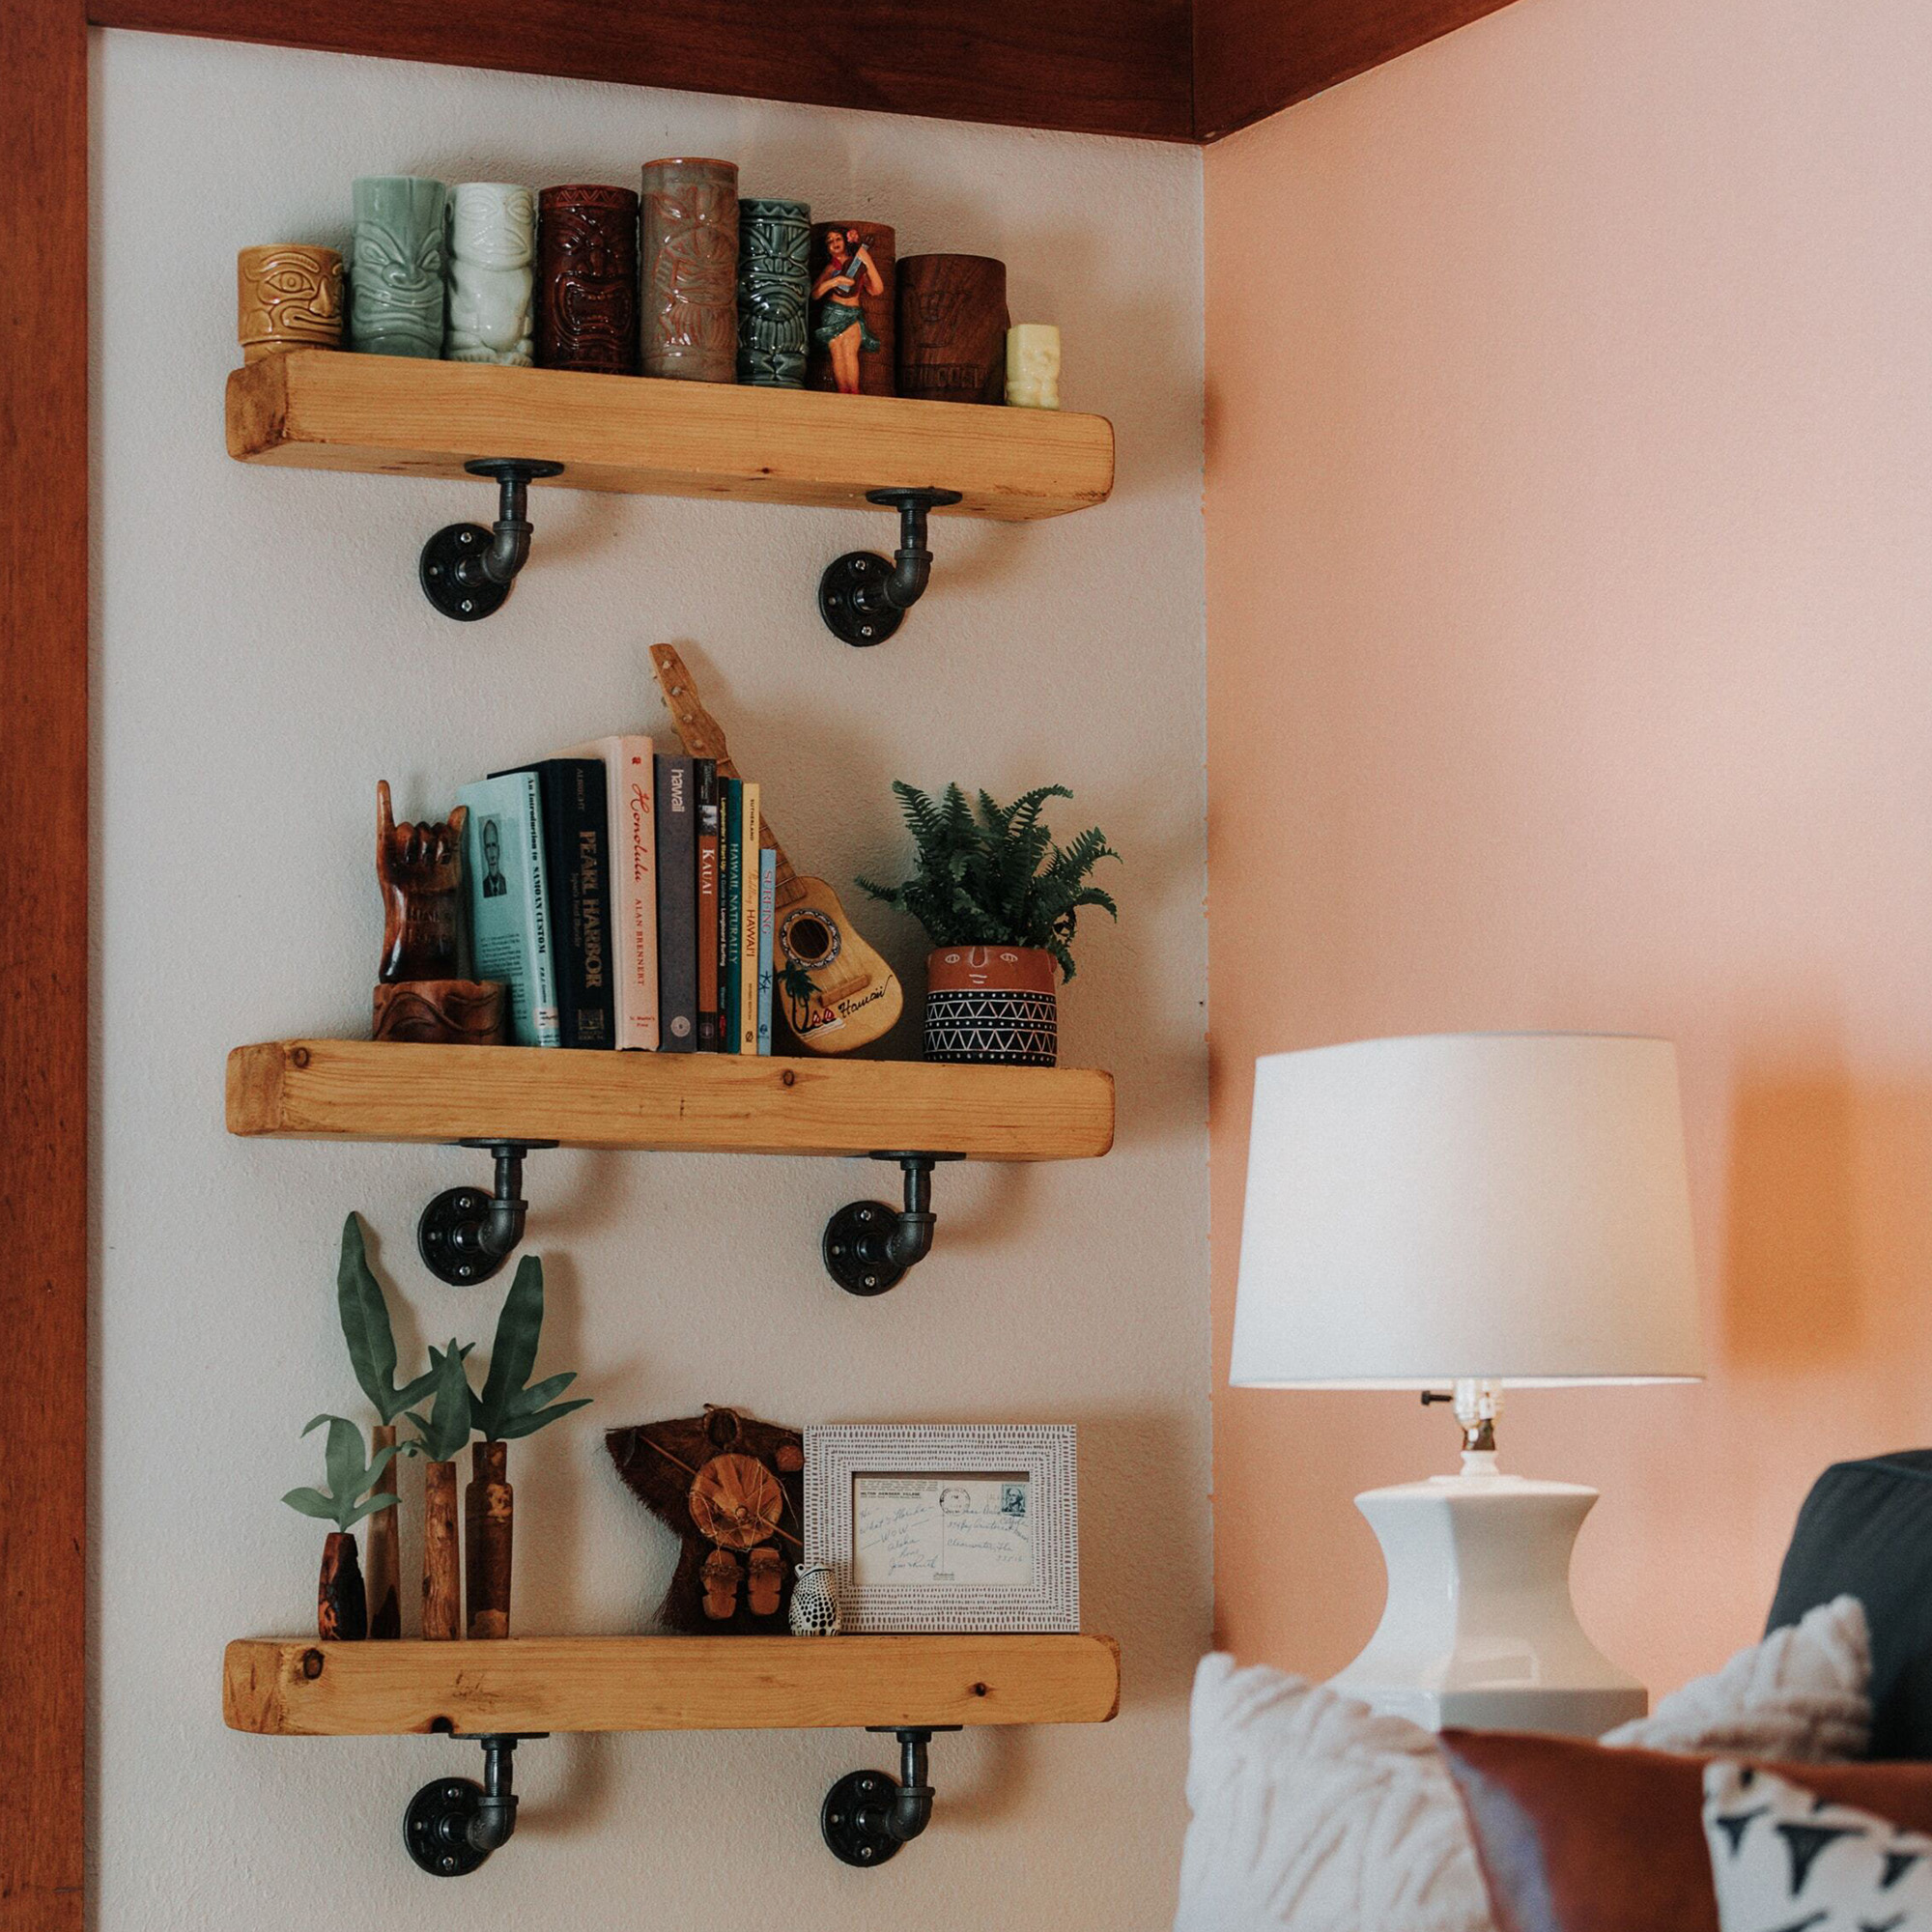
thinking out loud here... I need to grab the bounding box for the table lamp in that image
[1230,1032,1702,1735]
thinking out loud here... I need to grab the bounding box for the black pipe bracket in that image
[822,1151,965,1296]
[419,458,566,621]
[417,1139,557,1286]
[405,1732,548,1876]
[821,1726,961,1867]
[817,488,964,644]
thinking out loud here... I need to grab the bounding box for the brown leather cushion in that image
[1439,1729,1932,1932]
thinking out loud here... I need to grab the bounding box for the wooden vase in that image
[641,157,739,383]
[364,1424,401,1639]
[371,980,509,1045]
[535,185,639,375]
[421,1459,461,1640]
[317,1531,368,1641]
[807,221,895,396]
[896,254,1009,405]
[923,945,1059,1065]
[465,1440,514,1640]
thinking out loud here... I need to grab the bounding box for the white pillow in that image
[1174,1595,1871,1932]
[1703,1760,1932,1931]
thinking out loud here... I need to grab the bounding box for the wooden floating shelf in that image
[226,352,1115,522]
[224,1634,1122,1738]
[225,1039,1116,1161]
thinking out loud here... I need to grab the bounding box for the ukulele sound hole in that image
[782,912,839,967]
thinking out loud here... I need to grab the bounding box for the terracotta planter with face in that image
[923,946,1059,1066]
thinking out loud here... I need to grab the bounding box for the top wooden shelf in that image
[226,352,1115,522]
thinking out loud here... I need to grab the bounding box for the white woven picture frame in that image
[804,1424,1079,1633]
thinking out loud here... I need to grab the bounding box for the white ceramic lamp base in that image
[1328,1464,1647,1737]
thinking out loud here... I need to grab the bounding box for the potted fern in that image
[282,1413,404,1641]
[860,782,1119,1066]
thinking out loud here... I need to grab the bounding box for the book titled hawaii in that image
[456,771,560,1047]
[654,753,698,1051]
[554,735,658,1049]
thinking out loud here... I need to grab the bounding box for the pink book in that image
[554,734,658,1049]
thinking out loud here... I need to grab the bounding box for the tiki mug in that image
[735,197,810,388]
[640,157,739,383]
[535,185,639,375]
[808,220,895,396]
[444,183,535,365]
[348,176,447,357]
[1006,323,1062,409]
[897,254,1009,405]
[236,244,343,360]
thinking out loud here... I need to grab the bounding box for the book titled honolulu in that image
[456,770,560,1047]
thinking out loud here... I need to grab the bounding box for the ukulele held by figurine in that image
[649,642,901,1054]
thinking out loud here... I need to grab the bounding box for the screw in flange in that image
[405,1776,490,1877]
[417,1186,501,1285]
[821,1200,903,1296]
[821,1769,905,1867]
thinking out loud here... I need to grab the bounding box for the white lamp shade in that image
[1230,1033,1702,1388]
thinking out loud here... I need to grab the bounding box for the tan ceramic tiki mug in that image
[236,244,344,360]
[641,157,739,382]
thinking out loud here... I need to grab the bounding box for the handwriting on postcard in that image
[852,1475,1035,1590]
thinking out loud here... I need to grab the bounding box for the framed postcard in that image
[803,1424,1079,1633]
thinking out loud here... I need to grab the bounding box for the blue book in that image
[756,845,776,1056]
[458,771,560,1048]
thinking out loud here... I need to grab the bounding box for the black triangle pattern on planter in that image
[923,990,1058,1067]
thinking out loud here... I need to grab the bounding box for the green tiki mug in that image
[350,176,447,357]
[735,198,811,387]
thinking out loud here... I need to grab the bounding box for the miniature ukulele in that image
[649,642,902,1053]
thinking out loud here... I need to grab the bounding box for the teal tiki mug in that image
[735,197,811,387]
[350,176,447,357]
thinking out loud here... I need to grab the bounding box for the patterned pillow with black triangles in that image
[1705,1761,1932,1932]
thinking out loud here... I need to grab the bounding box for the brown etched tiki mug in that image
[641,157,739,383]
[896,254,1009,405]
[237,244,343,359]
[536,185,640,375]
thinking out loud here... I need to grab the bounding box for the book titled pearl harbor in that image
[456,770,560,1047]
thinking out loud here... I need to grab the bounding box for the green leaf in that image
[405,1340,476,1464]
[293,1412,405,1531]
[493,1395,592,1440]
[337,1213,436,1423]
[282,1487,340,1520]
[469,1257,591,1442]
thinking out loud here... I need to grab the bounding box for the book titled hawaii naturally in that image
[457,771,560,1047]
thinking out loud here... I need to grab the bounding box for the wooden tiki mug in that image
[318,1531,369,1641]
[465,1440,514,1639]
[444,182,535,366]
[735,197,811,388]
[421,1459,461,1640]
[236,244,343,360]
[808,221,895,396]
[923,945,1059,1065]
[536,185,639,375]
[364,1424,402,1638]
[348,176,447,358]
[641,157,739,383]
[896,254,1009,404]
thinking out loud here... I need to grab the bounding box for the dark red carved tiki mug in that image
[536,185,640,375]
[641,157,739,383]
[896,254,1009,405]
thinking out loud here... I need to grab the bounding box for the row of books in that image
[456,737,775,1051]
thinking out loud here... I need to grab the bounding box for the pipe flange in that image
[820,1769,907,1868]
[821,1200,906,1295]
[405,1776,491,1877]
[817,552,904,646]
[417,1185,506,1285]
[420,525,510,621]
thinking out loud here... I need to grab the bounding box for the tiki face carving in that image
[641,160,738,381]
[536,185,639,374]
[449,183,533,271]
[445,185,535,365]
[349,177,446,357]
[237,244,343,358]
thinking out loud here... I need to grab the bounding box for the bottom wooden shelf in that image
[223,1633,1122,1737]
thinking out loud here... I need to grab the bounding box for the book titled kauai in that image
[490,756,613,1049]
[654,753,698,1051]
[456,771,560,1047]
[756,844,776,1056]
[695,759,721,1050]
[554,735,658,1050]
[737,781,761,1056]
[721,778,743,1052]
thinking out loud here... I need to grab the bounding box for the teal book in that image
[458,771,561,1048]
[721,779,743,1053]
[756,845,776,1056]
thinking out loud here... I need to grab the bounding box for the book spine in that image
[654,754,698,1051]
[695,759,721,1050]
[613,739,659,1050]
[738,782,761,1056]
[722,779,743,1053]
[756,845,776,1056]
[540,762,613,1049]
[521,776,562,1047]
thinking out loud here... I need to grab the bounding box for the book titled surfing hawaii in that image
[490,756,613,1049]
[756,844,776,1056]
[457,771,560,1047]
[554,735,658,1049]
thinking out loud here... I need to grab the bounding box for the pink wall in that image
[1205,0,1932,1691]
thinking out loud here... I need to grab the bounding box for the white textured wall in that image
[93,33,1207,1927]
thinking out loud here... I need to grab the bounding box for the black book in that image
[695,759,722,1050]
[654,753,698,1052]
[489,756,614,1049]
